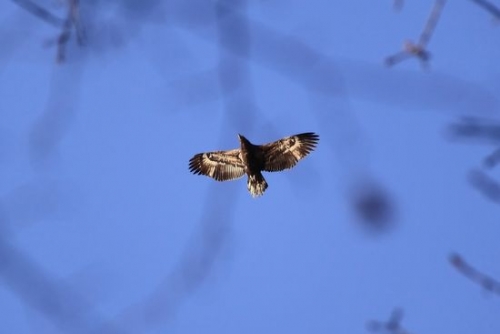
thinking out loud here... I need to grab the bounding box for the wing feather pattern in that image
[189,149,245,181]
[261,132,319,172]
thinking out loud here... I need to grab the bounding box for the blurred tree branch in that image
[448,117,500,143]
[483,148,500,169]
[367,308,414,334]
[11,0,86,63]
[449,253,500,296]
[470,0,500,20]
[468,169,500,205]
[11,0,64,27]
[385,0,447,69]
[56,0,86,63]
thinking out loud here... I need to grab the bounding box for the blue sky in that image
[1,0,500,333]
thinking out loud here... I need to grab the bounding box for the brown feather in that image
[188,149,245,181]
[261,132,319,172]
[188,132,319,196]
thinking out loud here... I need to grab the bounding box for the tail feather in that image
[247,173,268,197]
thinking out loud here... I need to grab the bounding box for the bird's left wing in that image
[189,148,245,181]
[261,132,319,172]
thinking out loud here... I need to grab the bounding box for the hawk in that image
[189,132,319,197]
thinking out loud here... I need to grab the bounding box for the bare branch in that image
[393,0,404,12]
[11,0,65,28]
[470,0,500,19]
[56,0,86,63]
[449,253,500,296]
[418,0,447,46]
[385,51,412,67]
[385,0,446,68]
[447,117,500,143]
[468,169,500,204]
[367,308,414,334]
[483,147,500,168]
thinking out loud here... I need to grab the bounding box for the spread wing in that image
[261,132,319,172]
[189,149,245,181]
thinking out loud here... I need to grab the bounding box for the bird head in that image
[238,134,252,148]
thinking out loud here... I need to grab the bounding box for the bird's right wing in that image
[261,132,319,172]
[189,149,245,181]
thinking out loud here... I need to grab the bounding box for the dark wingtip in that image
[188,153,203,175]
[298,132,319,147]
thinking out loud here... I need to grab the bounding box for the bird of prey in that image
[385,0,447,69]
[189,132,319,197]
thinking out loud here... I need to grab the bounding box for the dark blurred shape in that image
[449,252,500,296]
[0,239,126,334]
[29,59,84,168]
[385,0,446,69]
[447,117,500,143]
[468,169,500,204]
[10,0,85,63]
[393,0,404,11]
[0,180,122,332]
[351,181,395,233]
[470,0,500,20]
[113,2,255,331]
[115,0,165,21]
[215,0,258,136]
[114,184,237,332]
[56,0,86,63]
[483,147,500,168]
[367,308,413,334]
[170,3,499,115]
[2,179,70,228]
[11,0,65,27]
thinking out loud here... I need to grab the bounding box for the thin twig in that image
[385,0,447,68]
[11,0,65,27]
[483,148,500,168]
[57,0,86,63]
[449,253,500,296]
[367,308,414,334]
[471,0,500,19]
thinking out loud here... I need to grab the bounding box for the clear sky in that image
[1,0,500,333]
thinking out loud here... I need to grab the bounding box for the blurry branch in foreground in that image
[11,0,65,27]
[447,117,500,205]
[483,147,500,169]
[366,308,414,334]
[468,169,500,204]
[385,0,446,69]
[393,0,404,11]
[470,0,500,20]
[447,117,500,144]
[449,253,500,296]
[351,181,395,233]
[54,0,86,63]
[0,238,125,334]
[11,0,86,63]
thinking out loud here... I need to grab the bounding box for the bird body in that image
[189,132,319,197]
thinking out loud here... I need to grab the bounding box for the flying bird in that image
[189,132,319,197]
